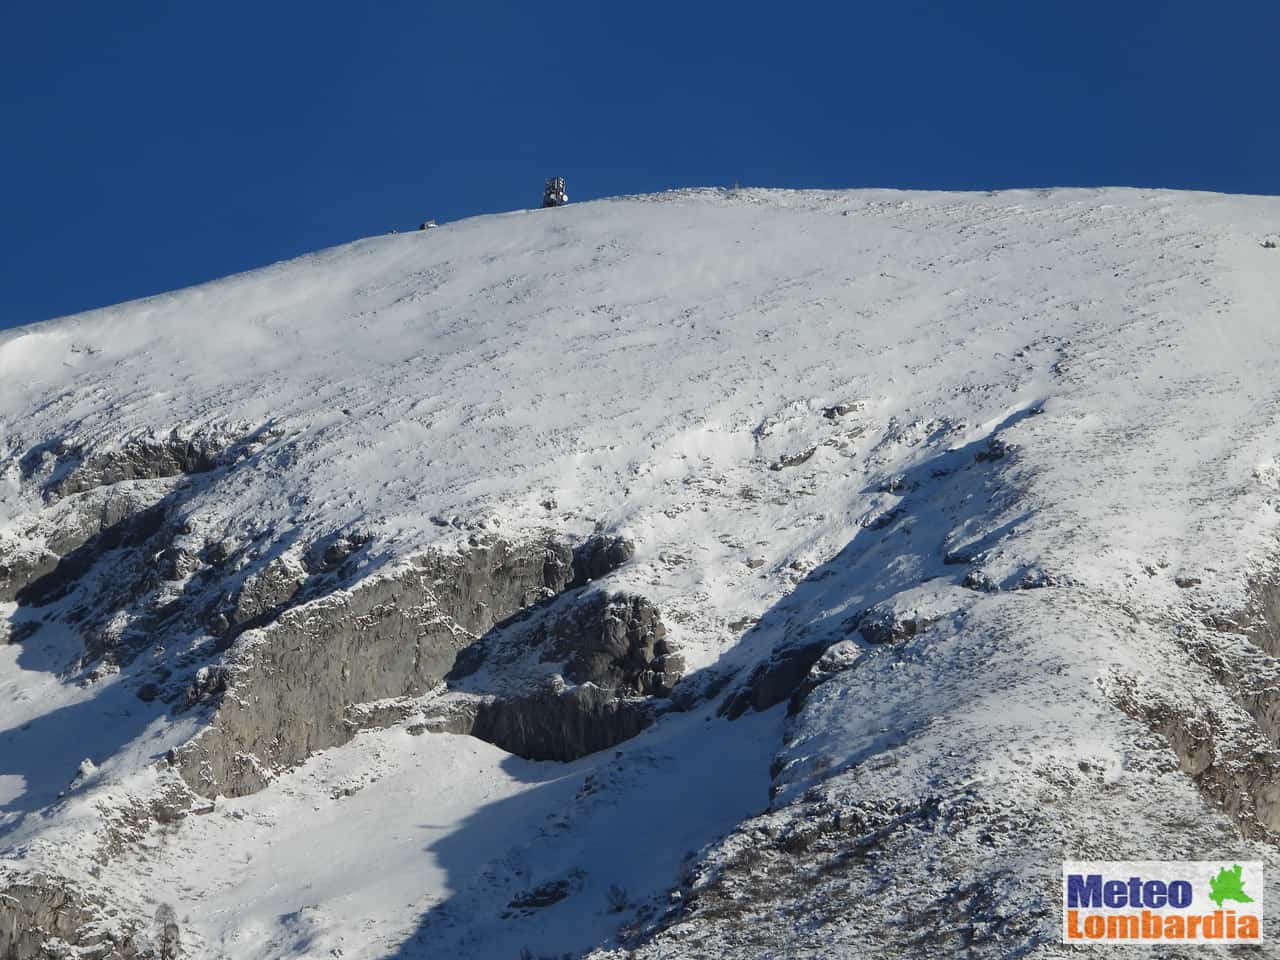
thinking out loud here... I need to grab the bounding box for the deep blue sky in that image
[2,1,1276,330]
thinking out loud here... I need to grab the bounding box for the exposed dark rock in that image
[866,507,905,531]
[418,699,481,736]
[961,570,999,593]
[17,438,69,481]
[943,546,982,565]
[41,428,269,502]
[0,488,174,604]
[14,503,167,608]
[1016,568,1056,590]
[974,437,1008,463]
[222,556,306,632]
[1240,578,1280,658]
[0,551,59,606]
[786,640,864,715]
[569,534,635,588]
[5,621,41,644]
[719,639,832,719]
[859,609,935,645]
[304,530,373,575]
[145,776,211,826]
[874,476,913,494]
[156,545,200,582]
[201,538,236,567]
[1112,674,1280,839]
[506,869,585,912]
[470,679,654,762]
[769,447,817,471]
[180,664,227,709]
[822,402,859,420]
[429,586,679,761]
[1145,583,1280,843]
[669,666,733,712]
[550,593,681,696]
[0,429,278,613]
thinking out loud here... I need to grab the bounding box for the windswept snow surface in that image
[4,186,1280,957]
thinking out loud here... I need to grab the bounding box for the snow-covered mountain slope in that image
[2,186,1280,958]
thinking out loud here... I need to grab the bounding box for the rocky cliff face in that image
[468,680,656,762]
[171,536,578,797]
[421,588,683,761]
[0,871,144,960]
[4,428,674,806]
[0,460,671,952]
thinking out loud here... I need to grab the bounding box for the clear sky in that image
[2,1,1276,330]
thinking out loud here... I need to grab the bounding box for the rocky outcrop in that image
[426,586,682,762]
[1103,577,1280,844]
[172,536,574,797]
[857,605,936,645]
[1240,576,1280,658]
[0,546,59,606]
[14,503,167,609]
[569,535,636,588]
[34,426,275,502]
[0,424,278,616]
[420,679,655,762]
[1,506,653,947]
[0,872,142,959]
[0,483,172,604]
[4,494,198,667]
[216,555,308,636]
[4,488,656,795]
[549,592,681,696]
[469,677,655,762]
[718,639,832,719]
[1112,671,1280,840]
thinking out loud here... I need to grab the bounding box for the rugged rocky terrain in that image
[2,187,1280,957]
